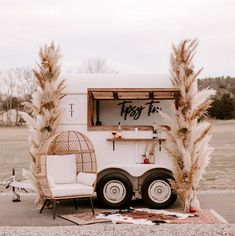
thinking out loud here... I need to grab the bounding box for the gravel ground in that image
[0,224,235,236]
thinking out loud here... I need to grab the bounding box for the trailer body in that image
[58,74,179,208]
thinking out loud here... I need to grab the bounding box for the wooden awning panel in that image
[153,91,175,99]
[92,91,114,99]
[118,91,149,99]
[89,88,180,101]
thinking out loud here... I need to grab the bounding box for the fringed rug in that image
[59,208,227,225]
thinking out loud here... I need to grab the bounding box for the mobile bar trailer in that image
[57,74,180,209]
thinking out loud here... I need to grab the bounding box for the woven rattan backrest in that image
[36,130,97,177]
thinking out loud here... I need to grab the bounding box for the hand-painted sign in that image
[118,100,162,120]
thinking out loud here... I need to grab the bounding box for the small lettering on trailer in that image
[69,103,74,117]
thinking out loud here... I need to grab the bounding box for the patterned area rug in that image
[59,208,227,225]
[58,213,111,225]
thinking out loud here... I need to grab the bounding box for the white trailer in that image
[58,74,180,209]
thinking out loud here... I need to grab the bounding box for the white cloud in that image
[0,0,235,76]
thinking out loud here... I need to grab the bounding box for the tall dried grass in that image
[22,42,66,203]
[161,39,215,211]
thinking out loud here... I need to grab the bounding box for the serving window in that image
[87,88,180,131]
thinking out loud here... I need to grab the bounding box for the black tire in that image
[96,173,133,208]
[141,171,177,208]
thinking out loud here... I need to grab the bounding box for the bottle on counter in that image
[114,122,122,139]
[153,122,158,139]
[118,122,121,132]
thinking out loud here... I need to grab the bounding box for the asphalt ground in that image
[0,191,234,226]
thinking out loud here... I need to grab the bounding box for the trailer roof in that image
[62,74,174,93]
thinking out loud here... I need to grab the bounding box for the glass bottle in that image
[116,122,122,138]
[153,122,157,139]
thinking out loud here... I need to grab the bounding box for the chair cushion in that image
[47,154,77,184]
[47,175,55,188]
[77,172,96,186]
[51,183,94,197]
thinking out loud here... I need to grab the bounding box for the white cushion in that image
[47,175,55,188]
[47,154,77,184]
[77,172,96,186]
[51,183,94,197]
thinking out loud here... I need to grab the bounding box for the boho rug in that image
[59,208,227,225]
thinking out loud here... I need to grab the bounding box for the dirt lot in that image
[0,120,235,190]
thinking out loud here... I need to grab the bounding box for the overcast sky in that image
[0,0,234,77]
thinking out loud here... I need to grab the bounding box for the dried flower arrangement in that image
[22,42,66,201]
[160,39,216,211]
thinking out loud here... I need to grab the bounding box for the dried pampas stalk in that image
[22,42,66,203]
[161,39,215,212]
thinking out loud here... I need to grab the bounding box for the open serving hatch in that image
[88,88,180,131]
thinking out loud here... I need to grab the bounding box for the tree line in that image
[198,76,235,119]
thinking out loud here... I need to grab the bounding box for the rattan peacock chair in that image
[36,130,97,219]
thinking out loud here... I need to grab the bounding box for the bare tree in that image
[0,67,36,126]
[78,58,118,73]
[1,70,16,125]
[15,67,37,100]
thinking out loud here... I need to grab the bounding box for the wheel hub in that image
[103,180,126,204]
[148,180,171,203]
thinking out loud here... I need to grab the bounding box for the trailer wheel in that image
[96,173,133,208]
[141,172,177,208]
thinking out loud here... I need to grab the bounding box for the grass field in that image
[0,120,235,190]
[0,127,30,182]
